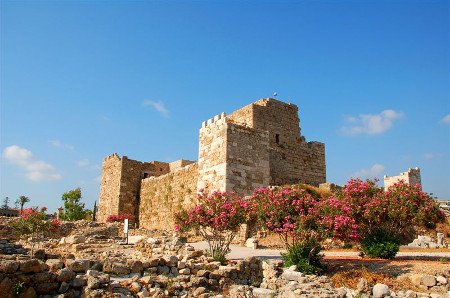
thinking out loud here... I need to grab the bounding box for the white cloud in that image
[49,140,74,150]
[76,159,100,170]
[440,114,450,124]
[3,145,62,181]
[352,164,385,179]
[341,109,403,136]
[143,100,169,117]
[424,153,443,160]
[94,175,101,183]
[77,159,90,167]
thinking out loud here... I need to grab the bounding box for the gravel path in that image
[189,241,450,260]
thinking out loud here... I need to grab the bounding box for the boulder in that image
[409,274,423,286]
[109,262,130,275]
[57,268,76,282]
[128,260,143,273]
[421,275,437,287]
[58,282,70,294]
[281,269,304,282]
[65,235,86,244]
[66,259,90,273]
[46,259,63,272]
[436,275,447,285]
[20,259,44,273]
[252,287,277,298]
[34,282,59,294]
[372,283,390,298]
[20,287,37,298]
[0,260,19,273]
[245,238,258,249]
[193,286,207,296]
[0,277,13,297]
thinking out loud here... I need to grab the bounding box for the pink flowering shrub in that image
[250,186,358,248]
[175,190,250,262]
[335,179,445,245]
[250,186,358,273]
[106,214,135,222]
[250,187,319,247]
[10,207,61,236]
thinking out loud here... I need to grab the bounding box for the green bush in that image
[361,228,400,259]
[282,237,325,274]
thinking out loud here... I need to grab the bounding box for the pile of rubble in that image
[1,233,449,298]
[407,234,447,249]
[0,239,27,255]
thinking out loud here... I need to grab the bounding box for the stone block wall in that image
[227,98,326,186]
[384,167,422,190]
[97,154,154,223]
[97,154,122,222]
[139,163,198,231]
[225,122,270,195]
[197,113,228,193]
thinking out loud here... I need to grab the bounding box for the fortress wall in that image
[227,103,254,127]
[225,123,270,195]
[139,163,198,230]
[97,154,122,222]
[169,159,196,172]
[97,155,154,222]
[197,114,228,193]
[250,99,326,186]
[296,141,326,186]
[119,157,154,222]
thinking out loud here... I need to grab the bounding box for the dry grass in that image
[331,266,395,289]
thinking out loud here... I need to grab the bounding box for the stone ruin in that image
[97,98,326,230]
[384,167,422,191]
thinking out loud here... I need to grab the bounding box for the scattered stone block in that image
[372,283,390,298]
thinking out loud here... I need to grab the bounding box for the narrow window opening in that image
[143,172,149,179]
[275,134,280,144]
[160,168,163,172]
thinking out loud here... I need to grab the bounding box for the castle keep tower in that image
[97,98,326,229]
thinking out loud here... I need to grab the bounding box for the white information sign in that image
[124,219,129,234]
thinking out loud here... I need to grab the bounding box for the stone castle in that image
[97,98,326,229]
[384,167,422,190]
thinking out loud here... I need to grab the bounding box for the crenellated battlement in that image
[98,97,326,229]
[201,112,227,129]
[103,153,120,161]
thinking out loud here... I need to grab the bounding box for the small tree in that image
[93,201,97,221]
[18,196,30,214]
[60,188,87,221]
[175,191,250,263]
[2,197,10,209]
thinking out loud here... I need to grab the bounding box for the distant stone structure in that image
[97,98,326,230]
[0,208,19,217]
[384,167,422,190]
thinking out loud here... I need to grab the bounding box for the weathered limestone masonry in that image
[384,167,422,191]
[228,98,325,186]
[97,98,326,230]
[139,163,198,230]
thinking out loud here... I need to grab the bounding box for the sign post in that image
[124,218,129,245]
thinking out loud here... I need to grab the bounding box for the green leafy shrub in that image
[360,228,400,259]
[281,236,325,274]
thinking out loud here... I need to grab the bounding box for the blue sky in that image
[1,0,449,212]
